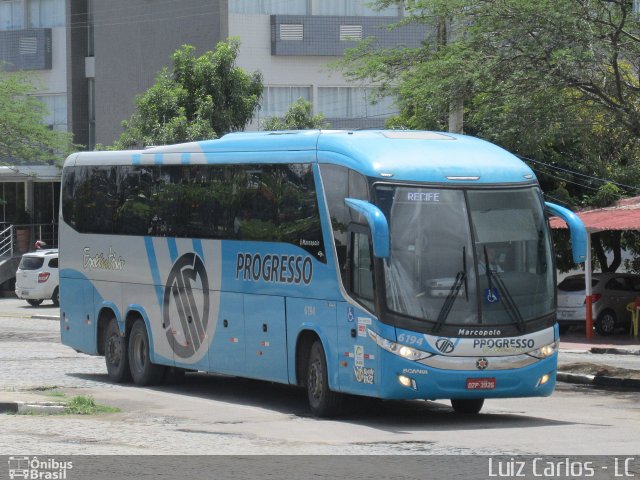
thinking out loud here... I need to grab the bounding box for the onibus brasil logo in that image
[162,253,210,359]
[8,457,73,479]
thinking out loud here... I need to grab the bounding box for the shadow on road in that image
[68,371,575,432]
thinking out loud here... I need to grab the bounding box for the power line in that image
[530,166,601,192]
[519,154,640,194]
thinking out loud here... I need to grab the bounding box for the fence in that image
[0,223,58,258]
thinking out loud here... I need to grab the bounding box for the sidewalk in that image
[558,330,640,389]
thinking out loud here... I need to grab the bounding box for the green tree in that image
[114,39,263,149]
[341,0,640,187]
[0,71,72,165]
[262,98,330,130]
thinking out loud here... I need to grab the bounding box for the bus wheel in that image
[104,318,131,383]
[451,398,484,414]
[128,320,165,386]
[307,340,342,417]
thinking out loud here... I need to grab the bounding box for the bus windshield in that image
[375,186,554,329]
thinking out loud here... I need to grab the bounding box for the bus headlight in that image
[527,341,559,359]
[368,330,432,361]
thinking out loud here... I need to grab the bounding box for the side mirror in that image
[545,202,587,264]
[345,198,390,258]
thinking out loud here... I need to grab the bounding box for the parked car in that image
[15,249,59,307]
[557,273,640,335]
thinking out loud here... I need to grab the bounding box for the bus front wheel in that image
[451,398,484,414]
[307,340,342,417]
[104,318,131,383]
[128,320,165,386]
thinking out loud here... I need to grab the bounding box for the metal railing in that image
[0,222,58,258]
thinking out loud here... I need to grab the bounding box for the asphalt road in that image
[0,298,639,456]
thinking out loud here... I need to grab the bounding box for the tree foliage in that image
[0,71,72,165]
[262,98,330,130]
[114,39,263,149]
[341,0,640,272]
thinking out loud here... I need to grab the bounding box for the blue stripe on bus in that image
[181,153,190,164]
[193,239,204,261]
[155,154,163,165]
[167,238,178,263]
[144,237,164,307]
[132,153,141,165]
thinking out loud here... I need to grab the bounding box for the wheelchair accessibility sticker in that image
[484,288,500,304]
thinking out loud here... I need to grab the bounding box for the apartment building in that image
[67,0,427,148]
[0,0,65,226]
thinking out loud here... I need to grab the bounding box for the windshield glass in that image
[376,186,478,326]
[376,186,554,329]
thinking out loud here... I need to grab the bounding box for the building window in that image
[27,0,65,28]
[339,25,362,41]
[317,87,396,119]
[0,1,24,31]
[279,23,303,40]
[230,0,308,15]
[314,0,399,17]
[259,86,311,118]
[35,94,67,131]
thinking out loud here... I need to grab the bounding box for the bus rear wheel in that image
[307,340,342,417]
[104,317,131,383]
[128,319,165,386]
[451,398,484,414]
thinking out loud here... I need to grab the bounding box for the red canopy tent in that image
[550,196,640,338]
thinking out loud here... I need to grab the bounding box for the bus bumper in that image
[376,351,557,400]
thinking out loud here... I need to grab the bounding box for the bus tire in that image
[307,340,342,417]
[451,398,484,414]
[104,318,131,383]
[128,319,165,386]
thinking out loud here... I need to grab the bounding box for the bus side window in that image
[350,229,375,311]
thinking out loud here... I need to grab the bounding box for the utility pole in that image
[438,16,464,134]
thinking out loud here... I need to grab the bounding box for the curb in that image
[590,347,640,356]
[557,372,640,390]
[31,315,60,321]
[0,401,66,414]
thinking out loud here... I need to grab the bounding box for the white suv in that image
[15,249,59,307]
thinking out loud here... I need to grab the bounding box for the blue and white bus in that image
[59,130,586,416]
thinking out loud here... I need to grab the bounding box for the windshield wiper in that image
[433,247,467,333]
[483,246,525,333]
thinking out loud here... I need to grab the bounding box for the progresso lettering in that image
[236,253,313,285]
[473,338,535,350]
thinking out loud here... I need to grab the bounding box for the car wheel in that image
[104,317,131,383]
[128,319,165,386]
[595,310,616,336]
[307,340,343,417]
[27,299,43,307]
[51,287,59,307]
[451,398,485,414]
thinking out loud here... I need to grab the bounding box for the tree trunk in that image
[592,231,622,272]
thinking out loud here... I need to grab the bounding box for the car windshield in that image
[375,186,554,329]
[19,257,44,270]
[558,277,599,292]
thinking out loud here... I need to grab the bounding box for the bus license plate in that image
[466,378,496,390]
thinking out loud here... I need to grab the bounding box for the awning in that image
[549,196,640,233]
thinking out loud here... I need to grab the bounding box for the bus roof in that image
[68,130,536,185]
